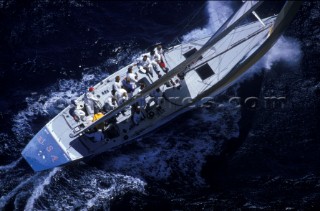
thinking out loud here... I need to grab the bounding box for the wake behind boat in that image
[22,1,301,171]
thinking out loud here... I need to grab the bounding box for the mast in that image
[70,1,263,138]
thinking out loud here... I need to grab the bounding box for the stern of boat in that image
[21,126,71,171]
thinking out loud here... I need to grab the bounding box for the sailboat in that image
[22,1,301,171]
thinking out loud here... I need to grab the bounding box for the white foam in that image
[84,173,146,210]
[82,74,95,81]
[0,173,39,210]
[24,168,60,211]
[27,169,146,210]
[0,157,22,171]
[182,1,233,42]
[14,191,29,210]
[260,36,302,70]
[243,36,303,77]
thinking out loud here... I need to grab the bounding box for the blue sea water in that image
[0,1,320,210]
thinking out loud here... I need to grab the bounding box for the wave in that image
[24,168,60,211]
[0,173,40,210]
[0,157,22,171]
[84,173,146,210]
[259,36,302,70]
[182,1,233,42]
[21,168,146,210]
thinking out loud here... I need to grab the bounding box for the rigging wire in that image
[167,1,236,47]
[167,1,207,47]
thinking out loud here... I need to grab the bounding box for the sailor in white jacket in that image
[84,87,101,117]
[136,55,153,76]
[154,44,164,59]
[115,88,128,106]
[126,66,138,97]
[154,44,169,73]
[112,76,122,91]
[142,50,162,75]
[151,50,161,64]
[126,66,138,83]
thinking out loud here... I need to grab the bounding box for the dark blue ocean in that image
[1,1,320,210]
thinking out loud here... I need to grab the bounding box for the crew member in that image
[136,55,153,76]
[104,92,118,112]
[132,106,145,126]
[112,76,122,91]
[115,88,128,106]
[84,87,101,117]
[85,128,105,142]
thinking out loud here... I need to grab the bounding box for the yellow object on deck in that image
[93,112,104,130]
[93,112,104,122]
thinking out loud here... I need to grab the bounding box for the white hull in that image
[21,2,301,171]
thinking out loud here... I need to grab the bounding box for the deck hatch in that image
[183,48,197,58]
[195,63,215,80]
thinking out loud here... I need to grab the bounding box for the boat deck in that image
[46,42,204,160]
